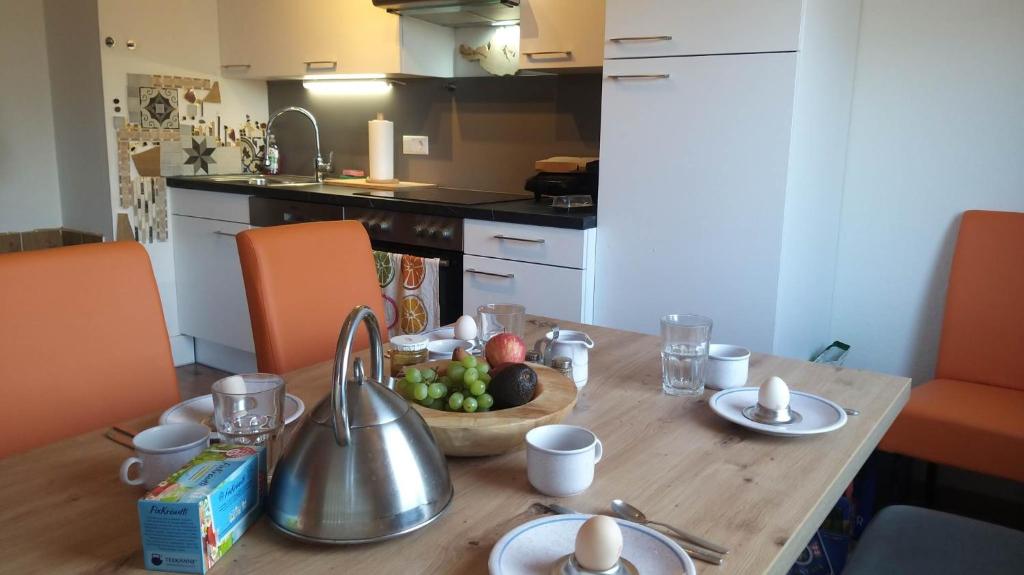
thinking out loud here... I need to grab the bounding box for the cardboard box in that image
[138,444,266,573]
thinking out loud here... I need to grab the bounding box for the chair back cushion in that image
[936,210,1024,390]
[0,242,179,457]
[236,221,385,375]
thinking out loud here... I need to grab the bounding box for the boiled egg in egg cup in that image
[552,515,638,575]
[742,376,803,425]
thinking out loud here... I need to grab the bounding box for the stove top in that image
[353,187,531,205]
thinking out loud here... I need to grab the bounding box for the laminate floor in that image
[175,363,230,399]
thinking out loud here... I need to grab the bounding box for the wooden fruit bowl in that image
[406,361,578,457]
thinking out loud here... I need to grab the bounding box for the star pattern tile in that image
[184,138,217,174]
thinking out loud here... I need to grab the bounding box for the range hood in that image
[373,0,520,28]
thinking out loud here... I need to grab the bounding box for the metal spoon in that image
[844,407,860,416]
[611,499,730,556]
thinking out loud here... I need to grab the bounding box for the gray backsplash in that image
[266,74,601,193]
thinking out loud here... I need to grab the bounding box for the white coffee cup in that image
[525,425,603,497]
[119,423,211,490]
[705,344,751,390]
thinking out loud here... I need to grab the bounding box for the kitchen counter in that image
[166,176,597,230]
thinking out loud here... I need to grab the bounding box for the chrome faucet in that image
[263,106,333,182]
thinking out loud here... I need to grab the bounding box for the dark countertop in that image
[166,176,597,230]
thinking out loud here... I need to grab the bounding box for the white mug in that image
[705,344,751,390]
[120,423,211,490]
[526,425,603,497]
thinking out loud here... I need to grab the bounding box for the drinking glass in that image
[660,314,713,396]
[477,303,526,341]
[212,373,285,470]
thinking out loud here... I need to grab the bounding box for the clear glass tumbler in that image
[660,314,713,396]
[477,303,526,341]
[212,373,285,470]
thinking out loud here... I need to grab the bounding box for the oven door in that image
[370,240,463,327]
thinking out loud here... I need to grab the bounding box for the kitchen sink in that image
[204,174,319,187]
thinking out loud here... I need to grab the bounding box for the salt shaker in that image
[551,356,574,380]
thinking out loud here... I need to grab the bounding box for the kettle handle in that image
[329,305,385,446]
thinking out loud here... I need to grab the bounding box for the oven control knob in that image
[414,224,426,237]
[427,227,440,239]
[378,219,391,233]
[440,227,453,240]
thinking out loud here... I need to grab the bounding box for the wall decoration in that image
[131,144,162,177]
[140,87,179,129]
[183,136,217,174]
[458,26,519,76]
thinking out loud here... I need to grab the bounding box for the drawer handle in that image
[524,50,573,57]
[466,268,514,280]
[609,35,673,42]
[494,234,546,244]
[304,60,337,71]
[213,230,238,238]
[221,64,251,70]
[607,74,670,80]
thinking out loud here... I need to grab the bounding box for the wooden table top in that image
[0,317,909,575]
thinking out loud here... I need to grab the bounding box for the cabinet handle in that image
[304,60,337,71]
[494,234,545,244]
[213,230,238,238]
[609,35,673,42]
[466,268,514,280]
[524,50,572,57]
[607,74,670,80]
[221,64,251,70]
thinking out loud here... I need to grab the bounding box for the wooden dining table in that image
[0,316,909,574]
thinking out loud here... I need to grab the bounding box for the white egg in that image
[453,314,478,341]
[758,376,791,411]
[218,375,247,394]
[575,515,623,572]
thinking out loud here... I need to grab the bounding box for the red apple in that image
[485,333,526,366]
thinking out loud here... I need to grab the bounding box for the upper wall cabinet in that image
[519,0,605,71]
[218,0,453,79]
[604,0,802,59]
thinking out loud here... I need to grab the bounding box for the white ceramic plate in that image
[709,387,848,437]
[159,393,305,430]
[489,514,695,575]
[425,326,455,341]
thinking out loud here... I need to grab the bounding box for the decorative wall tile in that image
[131,145,162,177]
[140,87,179,129]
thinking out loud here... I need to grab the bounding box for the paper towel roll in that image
[368,113,394,183]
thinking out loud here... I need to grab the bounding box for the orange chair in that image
[236,221,386,374]
[0,242,179,458]
[880,210,1024,482]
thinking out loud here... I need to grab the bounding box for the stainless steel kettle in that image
[268,305,453,543]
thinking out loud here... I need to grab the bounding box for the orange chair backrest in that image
[936,210,1024,390]
[0,242,179,458]
[236,221,386,375]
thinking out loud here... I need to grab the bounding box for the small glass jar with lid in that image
[389,334,429,377]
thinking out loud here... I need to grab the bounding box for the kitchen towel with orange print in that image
[373,251,440,337]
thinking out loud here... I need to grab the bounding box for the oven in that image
[249,197,463,326]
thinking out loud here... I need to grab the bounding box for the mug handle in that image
[593,437,603,465]
[120,456,144,486]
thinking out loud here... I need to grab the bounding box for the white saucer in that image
[425,326,455,341]
[159,393,305,430]
[489,514,695,575]
[709,387,847,437]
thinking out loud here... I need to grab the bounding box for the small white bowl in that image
[706,344,751,390]
[427,339,471,360]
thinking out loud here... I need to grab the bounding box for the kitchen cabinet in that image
[170,188,257,373]
[464,220,596,323]
[519,0,605,71]
[217,0,453,79]
[596,0,864,358]
[604,0,803,59]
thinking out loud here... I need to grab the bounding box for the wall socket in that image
[402,135,429,155]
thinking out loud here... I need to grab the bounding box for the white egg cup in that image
[742,403,803,425]
[552,554,639,575]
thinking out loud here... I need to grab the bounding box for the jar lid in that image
[391,334,428,351]
[551,356,573,369]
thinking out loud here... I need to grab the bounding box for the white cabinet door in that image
[172,215,255,353]
[463,255,586,322]
[604,0,803,59]
[464,220,592,269]
[596,54,797,350]
[520,0,605,70]
[218,0,319,78]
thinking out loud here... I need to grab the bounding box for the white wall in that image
[830,0,1024,384]
[0,0,63,232]
[98,0,268,364]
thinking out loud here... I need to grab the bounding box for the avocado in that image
[489,363,538,409]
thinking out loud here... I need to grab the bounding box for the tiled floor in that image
[176,363,230,399]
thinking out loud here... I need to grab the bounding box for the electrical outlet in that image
[402,135,429,155]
